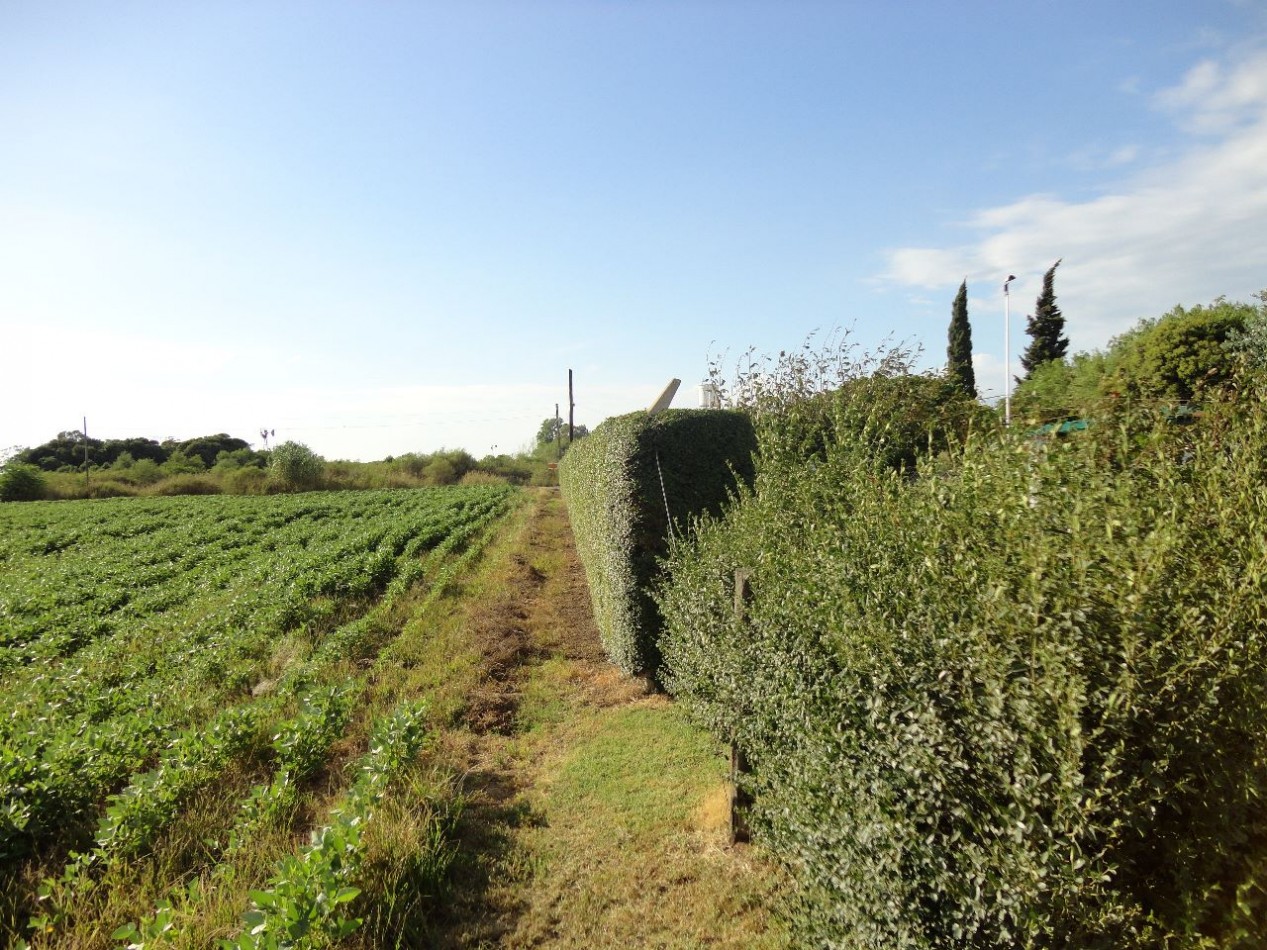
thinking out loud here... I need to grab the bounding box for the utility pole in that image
[1004,275,1017,426]
[83,417,90,488]
[555,403,561,459]
[568,369,574,443]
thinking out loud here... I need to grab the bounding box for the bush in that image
[422,456,459,485]
[221,466,269,495]
[708,331,986,474]
[560,408,756,677]
[84,479,136,499]
[459,470,506,486]
[1224,290,1267,371]
[1109,299,1248,402]
[270,441,325,491]
[0,463,46,501]
[127,458,165,485]
[160,450,206,476]
[1011,352,1111,423]
[1013,294,1263,421]
[478,452,544,486]
[146,475,223,496]
[659,390,1267,947]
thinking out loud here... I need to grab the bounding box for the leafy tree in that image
[101,437,165,465]
[16,431,101,470]
[536,416,561,446]
[178,434,252,468]
[946,279,976,398]
[1012,293,1259,417]
[536,417,590,448]
[16,433,166,469]
[1020,259,1068,377]
[161,450,206,476]
[212,448,267,473]
[1109,297,1249,401]
[1223,289,1267,371]
[270,441,325,490]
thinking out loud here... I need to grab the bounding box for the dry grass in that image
[401,489,791,949]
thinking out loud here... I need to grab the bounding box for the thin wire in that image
[655,450,674,540]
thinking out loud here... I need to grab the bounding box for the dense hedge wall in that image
[658,390,1267,947]
[560,408,756,677]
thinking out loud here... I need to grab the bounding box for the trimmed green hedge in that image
[658,390,1267,947]
[559,409,756,677]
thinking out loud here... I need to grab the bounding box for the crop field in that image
[0,484,519,947]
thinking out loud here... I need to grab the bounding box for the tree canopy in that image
[1108,298,1249,401]
[535,416,590,449]
[1011,292,1261,420]
[13,433,252,471]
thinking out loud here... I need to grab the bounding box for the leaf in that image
[332,886,361,904]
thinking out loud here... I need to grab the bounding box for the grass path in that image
[392,488,789,948]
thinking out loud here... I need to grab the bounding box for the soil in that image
[420,490,784,949]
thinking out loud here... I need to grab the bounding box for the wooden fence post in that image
[730,568,753,844]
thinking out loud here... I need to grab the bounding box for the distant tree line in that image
[3,416,592,502]
[13,432,260,472]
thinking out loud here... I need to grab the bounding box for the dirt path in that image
[422,489,788,949]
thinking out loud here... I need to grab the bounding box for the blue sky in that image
[4,1,1266,460]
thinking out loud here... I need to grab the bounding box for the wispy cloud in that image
[883,46,1267,353]
[1155,52,1267,133]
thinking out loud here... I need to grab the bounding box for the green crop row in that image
[105,701,434,950]
[0,486,516,876]
[215,702,431,950]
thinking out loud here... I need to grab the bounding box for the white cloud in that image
[883,46,1267,355]
[1107,144,1141,167]
[1155,53,1267,133]
[1062,143,1141,172]
[971,351,1009,404]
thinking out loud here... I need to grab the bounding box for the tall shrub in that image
[1109,298,1249,401]
[659,390,1267,947]
[270,441,325,491]
[0,463,46,502]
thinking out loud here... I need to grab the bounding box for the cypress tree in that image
[947,279,977,398]
[1021,258,1069,376]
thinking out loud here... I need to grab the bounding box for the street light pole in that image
[1004,274,1017,426]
